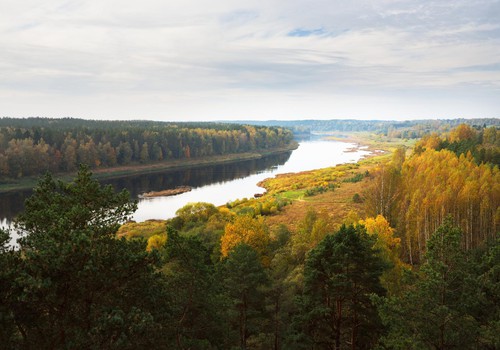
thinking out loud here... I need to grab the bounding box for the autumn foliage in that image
[365,125,500,264]
[400,149,499,262]
[220,215,270,259]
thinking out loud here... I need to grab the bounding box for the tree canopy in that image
[0,118,294,179]
[2,166,171,349]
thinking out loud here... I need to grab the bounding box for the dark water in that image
[0,152,291,223]
[100,152,292,199]
[0,190,30,224]
[1,140,371,235]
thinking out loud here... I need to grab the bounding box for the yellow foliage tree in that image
[364,162,401,225]
[146,234,167,252]
[400,148,499,263]
[449,123,476,142]
[291,209,332,263]
[362,215,399,250]
[360,215,407,295]
[416,133,441,151]
[220,215,270,259]
[391,145,406,169]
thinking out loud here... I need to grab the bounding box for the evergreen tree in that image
[0,229,19,348]
[8,166,170,349]
[293,225,388,350]
[161,226,227,349]
[475,238,500,348]
[219,243,269,349]
[377,218,491,349]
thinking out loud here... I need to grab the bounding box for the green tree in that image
[151,142,163,161]
[219,243,269,349]
[10,166,170,349]
[140,142,149,163]
[162,226,227,349]
[475,238,500,348]
[0,229,19,348]
[377,218,486,349]
[266,241,301,350]
[294,225,388,350]
[117,141,133,165]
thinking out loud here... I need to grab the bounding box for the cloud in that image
[0,0,499,120]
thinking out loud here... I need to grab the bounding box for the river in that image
[1,139,370,243]
[130,139,370,221]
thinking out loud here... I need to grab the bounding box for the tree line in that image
[0,118,294,179]
[242,118,499,139]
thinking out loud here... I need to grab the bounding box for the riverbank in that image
[0,142,298,193]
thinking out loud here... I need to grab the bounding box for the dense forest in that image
[364,124,499,263]
[0,118,294,180]
[0,123,498,349]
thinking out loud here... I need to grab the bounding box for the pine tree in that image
[162,226,227,349]
[295,225,388,350]
[219,243,269,349]
[377,218,488,349]
[9,166,170,349]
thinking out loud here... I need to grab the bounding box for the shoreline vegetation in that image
[0,118,296,192]
[0,142,298,193]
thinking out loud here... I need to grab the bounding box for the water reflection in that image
[0,139,371,227]
[100,152,292,199]
[0,151,292,224]
[131,140,371,221]
[0,189,31,223]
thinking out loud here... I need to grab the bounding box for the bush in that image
[343,173,364,183]
[352,193,363,203]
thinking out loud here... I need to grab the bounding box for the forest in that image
[242,118,500,139]
[0,118,294,180]
[0,122,498,349]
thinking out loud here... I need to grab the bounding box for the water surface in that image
[131,139,369,221]
[1,139,370,243]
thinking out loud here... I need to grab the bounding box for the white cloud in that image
[0,0,499,120]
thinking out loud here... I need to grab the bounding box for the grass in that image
[262,158,378,232]
[277,190,306,200]
[327,131,417,153]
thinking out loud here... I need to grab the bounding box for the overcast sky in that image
[1,0,499,121]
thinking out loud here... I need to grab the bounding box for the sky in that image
[1,0,499,121]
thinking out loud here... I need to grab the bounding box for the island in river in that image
[140,186,192,198]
